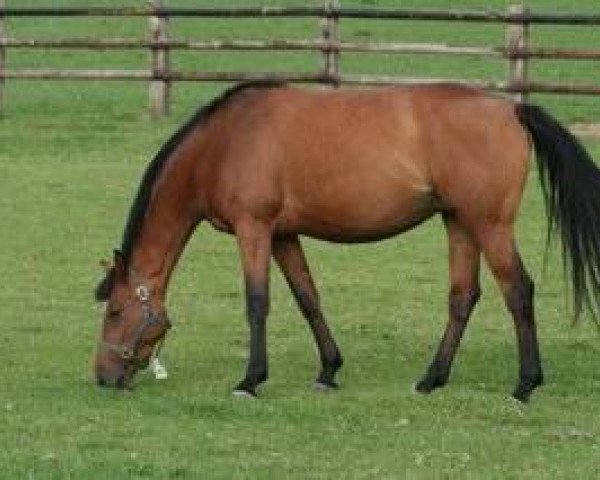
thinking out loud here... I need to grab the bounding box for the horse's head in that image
[94,250,171,389]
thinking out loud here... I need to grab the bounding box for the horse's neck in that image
[128,172,199,299]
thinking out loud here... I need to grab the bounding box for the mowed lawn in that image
[2,1,600,479]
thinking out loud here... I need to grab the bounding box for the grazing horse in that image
[94,81,600,402]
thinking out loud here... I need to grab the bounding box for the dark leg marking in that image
[233,222,272,397]
[478,226,544,402]
[416,286,481,393]
[234,284,270,396]
[506,268,543,402]
[272,236,343,389]
[292,286,343,389]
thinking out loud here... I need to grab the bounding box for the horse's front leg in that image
[272,235,343,389]
[233,219,272,397]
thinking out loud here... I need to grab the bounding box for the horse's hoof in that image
[232,389,257,399]
[512,375,543,403]
[511,389,531,404]
[414,375,447,394]
[504,395,527,416]
[413,382,428,394]
[313,381,338,392]
[413,382,434,395]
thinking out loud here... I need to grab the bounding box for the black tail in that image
[517,103,600,321]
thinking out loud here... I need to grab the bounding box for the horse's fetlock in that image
[330,351,343,370]
[257,369,268,384]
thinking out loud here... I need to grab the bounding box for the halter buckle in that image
[136,285,151,302]
[120,345,134,360]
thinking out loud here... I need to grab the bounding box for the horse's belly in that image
[274,134,440,241]
[280,187,440,243]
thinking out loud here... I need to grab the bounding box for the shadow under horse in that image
[94,81,600,402]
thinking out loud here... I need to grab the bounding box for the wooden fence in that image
[1,2,600,116]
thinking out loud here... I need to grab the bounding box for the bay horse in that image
[94,81,600,402]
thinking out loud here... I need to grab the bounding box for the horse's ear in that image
[113,249,126,277]
[95,268,115,302]
[100,259,111,273]
[94,250,124,302]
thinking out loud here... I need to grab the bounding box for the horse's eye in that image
[107,308,122,321]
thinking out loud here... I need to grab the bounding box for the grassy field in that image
[2,1,600,479]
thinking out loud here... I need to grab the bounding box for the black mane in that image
[118,80,285,266]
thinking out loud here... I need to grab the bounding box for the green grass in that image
[2,1,600,479]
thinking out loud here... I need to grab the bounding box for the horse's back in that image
[204,84,529,240]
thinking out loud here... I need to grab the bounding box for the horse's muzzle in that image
[95,361,131,389]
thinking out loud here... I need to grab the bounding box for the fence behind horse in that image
[2,3,600,116]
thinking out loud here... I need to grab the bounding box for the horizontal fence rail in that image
[3,6,600,24]
[4,69,599,95]
[1,3,600,116]
[4,38,600,61]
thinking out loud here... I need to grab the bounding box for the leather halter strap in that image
[99,283,171,365]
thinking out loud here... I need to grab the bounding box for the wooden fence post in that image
[506,4,529,102]
[149,0,170,117]
[320,0,340,85]
[0,0,6,113]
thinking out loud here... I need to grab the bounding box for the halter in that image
[99,283,171,366]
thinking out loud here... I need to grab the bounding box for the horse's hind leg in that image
[272,236,343,389]
[477,224,543,402]
[416,216,481,394]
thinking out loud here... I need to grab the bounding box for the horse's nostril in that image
[97,375,107,387]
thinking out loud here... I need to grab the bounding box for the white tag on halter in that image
[149,357,168,380]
